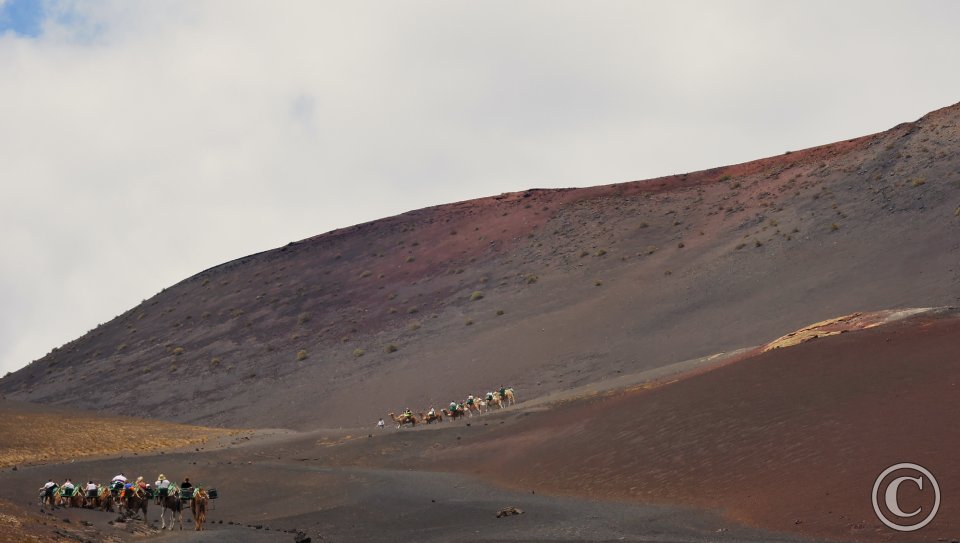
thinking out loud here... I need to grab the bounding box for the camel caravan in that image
[387,386,516,429]
[38,473,215,531]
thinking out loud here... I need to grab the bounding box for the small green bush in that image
[359,270,372,278]
[296,349,308,361]
[173,347,184,356]
[385,344,398,353]
[496,309,505,316]
[470,291,484,301]
[353,348,365,357]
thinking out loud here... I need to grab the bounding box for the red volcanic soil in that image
[426,308,960,542]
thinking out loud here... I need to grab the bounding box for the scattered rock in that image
[294,530,312,543]
[496,506,524,518]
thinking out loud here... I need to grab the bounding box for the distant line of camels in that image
[388,388,516,428]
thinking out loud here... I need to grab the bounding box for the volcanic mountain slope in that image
[2,103,959,429]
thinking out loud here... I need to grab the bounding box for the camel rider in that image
[156,474,172,497]
[486,391,494,402]
[86,480,98,499]
[40,479,58,498]
[499,385,506,398]
[466,395,474,406]
[428,407,436,417]
[403,408,413,421]
[449,401,457,412]
[62,478,75,496]
[111,473,127,492]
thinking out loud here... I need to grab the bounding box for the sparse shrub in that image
[173,347,184,356]
[594,280,603,286]
[360,270,372,278]
[525,274,538,284]
[296,349,308,361]
[298,312,311,324]
[353,348,365,357]
[646,246,658,254]
[664,270,672,275]
[496,309,505,316]
[408,322,421,331]
[470,291,484,301]
[465,318,474,326]
[405,256,415,263]
[388,307,398,314]
[385,344,398,353]
[202,279,210,286]
[387,292,397,300]
[830,223,840,232]
[116,343,127,352]
[595,249,607,257]
[911,177,926,187]
[580,250,589,258]
[408,306,419,314]
[754,239,763,247]
[677,242,685,248]
[211,357,221,366]
[639,222,649,228]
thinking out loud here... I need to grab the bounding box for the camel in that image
[419,411,443,424]
[464,398,482,416]
[443,406,467,421]
[95,485,114,511]
[58,485,84,508]
[191,488,208,531]
[121,487,149,520]
[502,387,516,406]
[387,412,417,429]
[39,485,58,510]
[484,392,502,410]
[159,487,183,530]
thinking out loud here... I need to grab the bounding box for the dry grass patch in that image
[0,403,240,469]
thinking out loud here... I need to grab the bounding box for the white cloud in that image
[1,0,959,374]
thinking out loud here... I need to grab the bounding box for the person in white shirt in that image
[85,481,98,498]
[112,473,127,484]
[40,479,57,496]
[62,479,75,491]
[156,474,172,501]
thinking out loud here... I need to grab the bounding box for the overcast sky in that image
[1,0,958,376]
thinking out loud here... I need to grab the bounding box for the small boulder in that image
[496,506,524,518]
